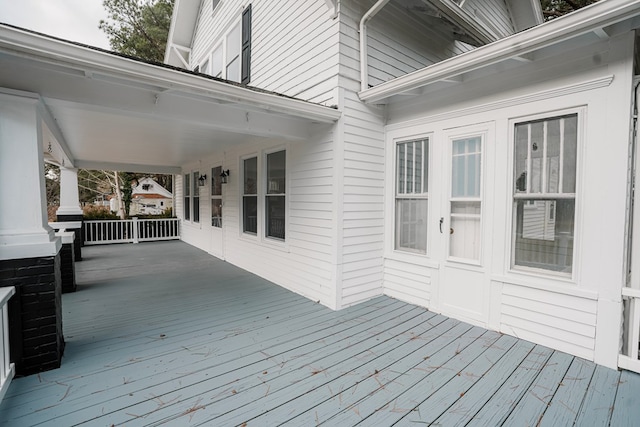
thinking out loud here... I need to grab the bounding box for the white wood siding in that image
[369,3,474,87]
[339,91,386,307]
[381,33,635,368]
[179,126,338,308]
[383,258,431,307]
[460,0,514,39]
[191,0,340,106]
[500,283,597,360]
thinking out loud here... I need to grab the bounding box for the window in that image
[512,113,578,273]
[449,135,482,261]
[211,166,222,227]
[184,174,191,221]
[198,4,250,83]
[226,21,241,82]
[266,150,286,240]
[192,171,200,223]
[395,138,428,254]
[211,45,223,78]
[243,157,258,234]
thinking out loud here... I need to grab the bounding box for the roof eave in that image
[0,24,341,124]
[359,0,640,104]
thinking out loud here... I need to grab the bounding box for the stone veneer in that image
[0,255,64,376]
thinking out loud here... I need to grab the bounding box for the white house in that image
[109,176,174,215]
[1,0,640,376]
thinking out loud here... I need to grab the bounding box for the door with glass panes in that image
[437,124,493,324]
[210,165,224,258]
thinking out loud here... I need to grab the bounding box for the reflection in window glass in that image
[266,150,286,240]
[512,114,578,273]
[395,139,428,253]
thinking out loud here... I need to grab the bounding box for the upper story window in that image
[512,113,578,274]
[198,4,251,84]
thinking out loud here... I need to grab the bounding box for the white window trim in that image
[444,126,489,267]
[183,169,202,228]
[262,146,288,246]
[506,106,586,282]
[194,13,242,82]
[240,153,259,239]
[211,164,223,228]
[385,131,439,268]
[238,147,290,251]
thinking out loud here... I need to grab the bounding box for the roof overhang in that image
[0,24,341,173]
[360,0,640,104]
[164,0,201,68]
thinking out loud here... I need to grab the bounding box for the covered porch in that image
[0,241,639,426]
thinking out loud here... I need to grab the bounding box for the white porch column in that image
[56,167,82,217]
[0,92,60,259]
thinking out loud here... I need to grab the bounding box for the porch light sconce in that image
[220,169,230,184]
[198,174,207,187]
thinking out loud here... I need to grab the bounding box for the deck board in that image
[0,241,638,426]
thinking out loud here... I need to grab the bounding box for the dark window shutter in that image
[241,4,252,85]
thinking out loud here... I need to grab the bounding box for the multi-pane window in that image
[192,171,200,223]
[184,173,190,221]
[211,166,222,227]
[211,45,223,78]
[226,22,241,82]
[196,5,250,83]
[449,136,482,261]
[513,113,578,273]
[395,138,428,254]
[266,150,286,240]
[243,157,258,234]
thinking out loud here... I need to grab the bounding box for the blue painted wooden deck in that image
[1,241,639,426]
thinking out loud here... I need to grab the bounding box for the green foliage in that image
[541,0,600,21]
[45,163,60,206]
[83,205,120,220]
[99,0,175,62]
[119,172,134,216]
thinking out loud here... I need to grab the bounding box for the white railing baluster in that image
[0,287,15,403]
[620,287,640,373]
[83,219,180,245]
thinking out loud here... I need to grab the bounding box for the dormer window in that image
[142,184,151,191]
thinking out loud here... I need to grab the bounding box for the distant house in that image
[2,0,640,376]
[109,177,173,215]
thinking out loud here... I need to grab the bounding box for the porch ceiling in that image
[0,24,341,174]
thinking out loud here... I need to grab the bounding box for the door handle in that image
[439,217,444,234]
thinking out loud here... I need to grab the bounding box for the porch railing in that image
[84,218,180,245]
[620,287,640,373]
[0,287,15,402]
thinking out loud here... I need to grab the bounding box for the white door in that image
[210,165,224,258]
[436,124,492,324]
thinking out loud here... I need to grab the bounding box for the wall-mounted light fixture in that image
[198,174,207,187]
[220,169,230,184]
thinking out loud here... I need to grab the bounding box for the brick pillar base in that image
[56,214,83,261]
[0,254,65,376]
[59,241,76,293]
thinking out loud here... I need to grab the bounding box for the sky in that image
[0,0,111,49]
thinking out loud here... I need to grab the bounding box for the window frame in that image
[192,170,200,224]
[508,108,584,279]
[264,148,286,241]
[394,137,430,255]
[194,4,250,84]
[183,173,191,222]
[211,165,223,228]
[241,155,258,236]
